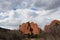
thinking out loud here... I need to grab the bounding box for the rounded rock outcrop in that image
[19,22,41,35]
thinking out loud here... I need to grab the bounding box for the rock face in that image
[44,20,60,33]
[19,22,41,35]
[43,20,60,40]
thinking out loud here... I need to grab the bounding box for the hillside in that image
[0,20,60,40]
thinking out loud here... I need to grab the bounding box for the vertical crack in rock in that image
[19,22,41,35]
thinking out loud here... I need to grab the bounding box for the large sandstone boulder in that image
[44,20,60,33]
[19,22,41,35]
[42,20,60,40]
[44,20,60,39]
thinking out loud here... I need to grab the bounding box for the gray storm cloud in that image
[0,0,60,11]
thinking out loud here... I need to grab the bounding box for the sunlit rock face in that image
[19,22,41,35]
[41,20,60,40]
[44,20,60,33]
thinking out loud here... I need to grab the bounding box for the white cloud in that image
[0,8,60,30]
[0,0,60,30]
[0,9,49,30]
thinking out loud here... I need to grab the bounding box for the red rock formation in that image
[44,20,60,32]
[19,22,41,35]
[43,20,60,40]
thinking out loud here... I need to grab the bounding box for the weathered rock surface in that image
[19,20,60,40]
[19,22,41,35]
[43,20,60,40]
[44,20,60,33]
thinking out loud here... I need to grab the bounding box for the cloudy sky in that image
[0,0,60,30]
